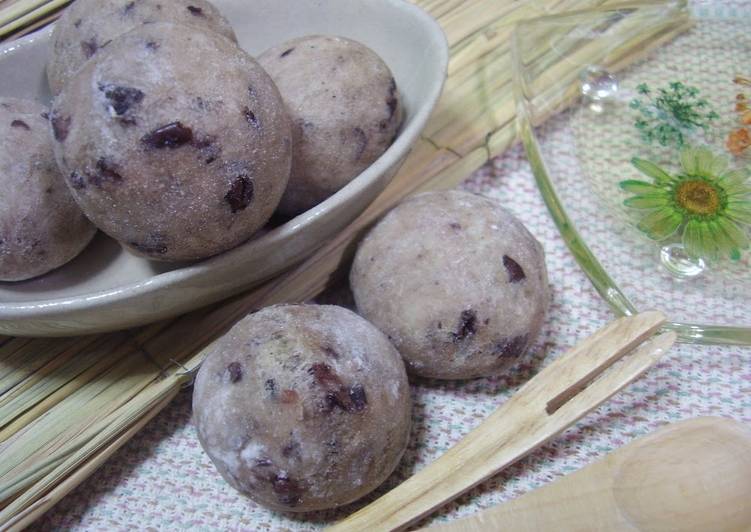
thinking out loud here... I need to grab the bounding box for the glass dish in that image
[513,1,751,345]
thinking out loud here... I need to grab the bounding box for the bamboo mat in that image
[0,0,688,528]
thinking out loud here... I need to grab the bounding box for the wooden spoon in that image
[423,416,751,531]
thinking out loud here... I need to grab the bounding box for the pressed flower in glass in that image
[620,146,751,262]
[514,3,751,344]
[630,82,719,148]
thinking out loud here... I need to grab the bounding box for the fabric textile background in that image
[32,4,751,525]
[34,132,750,530]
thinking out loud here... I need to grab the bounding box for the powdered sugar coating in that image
[350,190,550,379]
[50,23,292,261]
[192,304,411,512]
[0,98,96,281]
[258,35,402,216]
[47,0,236,95]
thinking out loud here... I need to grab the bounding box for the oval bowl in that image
[0,0,448,336]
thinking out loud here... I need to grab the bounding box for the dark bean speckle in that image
[280,47,295,58]
[351,127,368,161]
[227,362,243,382]
[69,171,86,189]
[191,135,212,149]
[123,1,135,14]
[494,334,529,359]
[50,112,71,142]
[187,5,204,16]
[224,176,254,213]
[265,378,276,394]
[386,77,398,119]
[325,391,348,412]
[40,111,49,120]
[272,472,302,507]
[145,40,160,51]
[310,363,368,414]
[80,38,98,59]
[10,119,29,130]
[503,255,526,283]
[141,122,193,149]
[325,438,339,455]
[192,135,221,164]
[282,440,301,459]
[308,363,342,388]
[243,106,260,130]
[449,222,462,230]
[98,83,144,116]
[451,309,477,343]
[73,18,82,28]
[91,158,123,186]
[348,384,367,412]
[129,233,168,255]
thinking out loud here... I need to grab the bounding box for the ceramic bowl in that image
[0,0,448,336]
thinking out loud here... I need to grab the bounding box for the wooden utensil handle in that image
[328,313,673,531]
[423,417,751,532]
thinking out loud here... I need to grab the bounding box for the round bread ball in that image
[0,98,96,281]
[258,35,403,216]
[47,0,236,95]
[192,304,412,512]
[350,190,550,380]
[50,23,292,261]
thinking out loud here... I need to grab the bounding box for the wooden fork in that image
[328,311,675,531]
